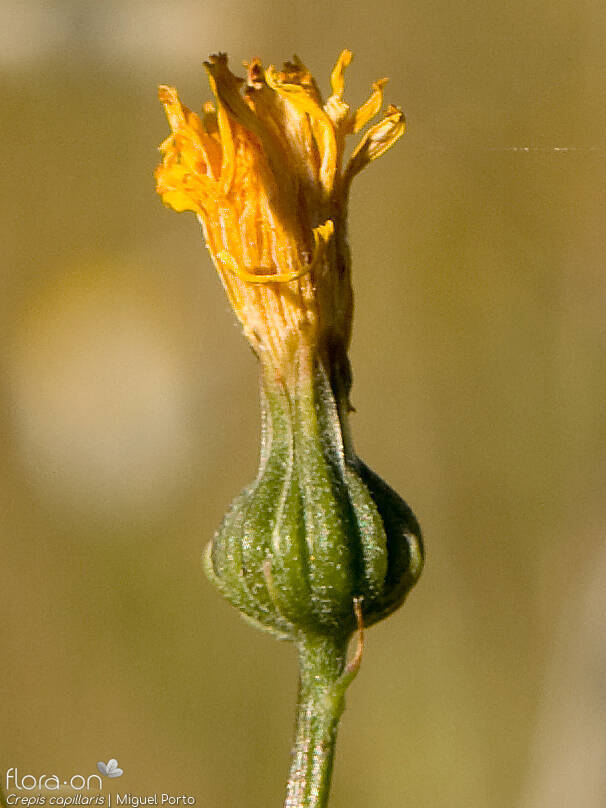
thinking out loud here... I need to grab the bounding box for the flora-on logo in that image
[6,768,103,791]
[96,760,123,779]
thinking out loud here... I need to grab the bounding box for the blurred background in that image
[1,1,605,806]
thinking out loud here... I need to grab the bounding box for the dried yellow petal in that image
[155,51,405,375]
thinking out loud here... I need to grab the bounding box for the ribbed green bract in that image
[204,357,424,640]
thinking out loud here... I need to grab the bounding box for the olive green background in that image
[2,1,605,806]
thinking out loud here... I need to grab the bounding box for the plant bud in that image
[204,349,423,639]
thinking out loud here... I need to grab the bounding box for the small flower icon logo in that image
[97,759,123,778]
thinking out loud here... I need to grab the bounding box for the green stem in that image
[284,633,354,808]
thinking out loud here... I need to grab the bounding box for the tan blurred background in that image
[1,1,605,806]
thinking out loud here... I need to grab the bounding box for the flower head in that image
[156,50,404,378]
[156,51,422,641]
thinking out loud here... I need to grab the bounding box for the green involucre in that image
[204,353,423,640]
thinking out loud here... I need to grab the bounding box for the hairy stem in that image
[284,633,356,808]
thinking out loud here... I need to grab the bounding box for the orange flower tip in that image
[205,52,228,69]
[333,48,353,74]
[329,49,353,99]
[270,58,308,86]
[289,54,313,81]
[386,104,405,123]
[204,52,245,85]
[158,85,177,104]
[245,58,265,89]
